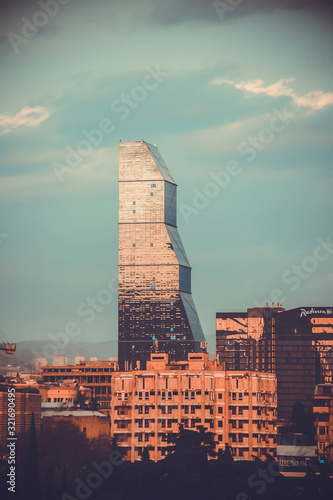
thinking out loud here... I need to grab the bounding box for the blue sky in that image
[0,0,332,353]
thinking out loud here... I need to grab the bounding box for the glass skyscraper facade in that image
[118,141,206,370]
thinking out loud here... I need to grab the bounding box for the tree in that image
[24,412,41,500]
[141,447,151,463]
[166,424,217,461]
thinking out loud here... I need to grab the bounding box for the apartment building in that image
[110,352,277,462]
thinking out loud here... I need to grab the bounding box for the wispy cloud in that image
[0,106,50,135]
[212,77,333,110]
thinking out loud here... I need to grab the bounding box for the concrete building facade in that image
[110,352,277,462]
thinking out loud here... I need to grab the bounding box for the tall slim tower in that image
[118,141,206,370]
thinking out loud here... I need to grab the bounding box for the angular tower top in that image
[119,141,176,184]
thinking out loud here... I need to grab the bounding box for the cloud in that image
[0,106,50,135]
[148,0,333,25]
[212,78,333,110]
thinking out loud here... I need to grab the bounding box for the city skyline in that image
[0,1,332,353]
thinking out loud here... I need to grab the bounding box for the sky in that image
[0,0,332,354]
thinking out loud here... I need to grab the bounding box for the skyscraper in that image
[118,141,206,370]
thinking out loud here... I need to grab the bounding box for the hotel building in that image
[216,306,333,419]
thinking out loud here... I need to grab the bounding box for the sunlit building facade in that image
[110,352,277,462]
[118,141,206,370]
[217,305,333,419]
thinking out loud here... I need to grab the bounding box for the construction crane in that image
[0,329,16,355]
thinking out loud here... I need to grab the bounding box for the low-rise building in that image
[41,359,118,412]
[41,410,110,439]
[313,384,333,463]
[110,352,277,462]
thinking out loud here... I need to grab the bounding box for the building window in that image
[150,285,155,290]
[183,336,186,340]
[133,201,136,205]
[151,192,154,196]
[150,243,153,247]
[132,345,135,349]
[171,302,173,306]
[138,433,143,442]
[239,394,243,401]
[218,421,223,428]
[232,393,237,401]
[83,427,86,434]
[145,407,149,414]
[133,243,135,247]
[218,407,223,414]
[239,407,243,415]
[218,435,223,442]
[151,184,156,188]
[133,210,136,213]
[218,393,223,400]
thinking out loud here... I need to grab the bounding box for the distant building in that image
[110,352,277,462]
[38,383,78,405]
[313,384,333,463]
[0,383,42,447]
[35,357,49,371]
[41,410,110,439]
[118,141,206,371]
[75,356,86,364]
[216,306,333,419]
[41,359,118,412]
[53,356,68,366]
